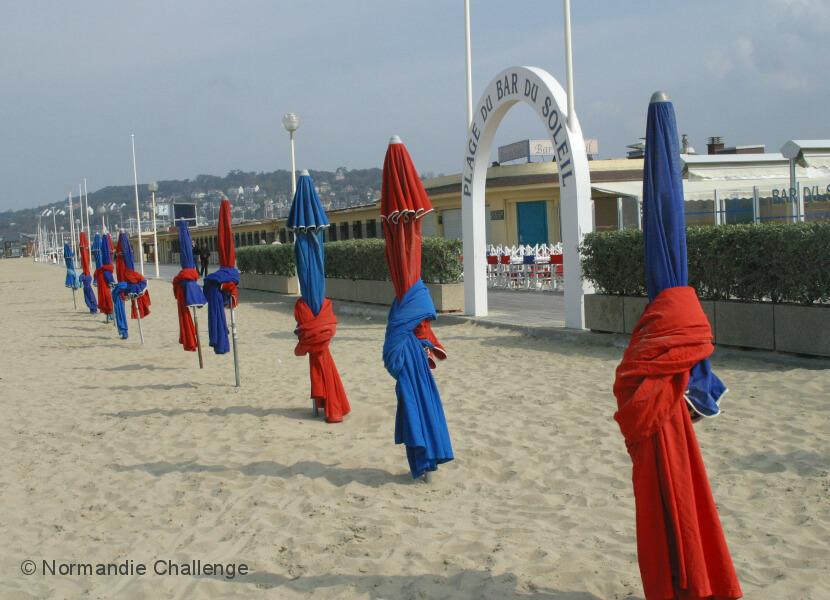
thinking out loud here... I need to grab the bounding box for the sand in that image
[0,259,828,599]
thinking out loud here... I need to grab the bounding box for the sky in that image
[1,0,827,211]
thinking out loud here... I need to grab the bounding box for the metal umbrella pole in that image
[133,297,145,344]
[192,307,204,369]
[71,287,77,310]
[229,301,240,387]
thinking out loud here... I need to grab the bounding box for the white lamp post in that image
[131,133,145,275]
[282,112,300,197]
[148,181,160,278]
[67,192,77,259]
[83,178,91,240]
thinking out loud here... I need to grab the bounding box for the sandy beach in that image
[1,258,828,599]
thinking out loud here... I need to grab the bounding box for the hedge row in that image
[579,222,830,304]
[236,244,296,276]
[236,237,463,284]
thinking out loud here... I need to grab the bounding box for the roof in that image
[780,139,830,158]
[423,158,644,197]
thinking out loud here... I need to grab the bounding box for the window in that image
[254,231,260,244]
[234,233,240,247]
[329,225,338,241]
[366,219,377,238]
[352,221,363,239]
[340,222,350,240]
[279,229,287,243]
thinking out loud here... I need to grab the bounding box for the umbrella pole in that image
[133,298,145,345]
[422,472,431,484]
[72,288,77,310]
[229,303,240,387]
[192,307,204,369]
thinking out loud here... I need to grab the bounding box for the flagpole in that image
[83,178,91,239]
[131,133,145,275]
[563,0,575,130]
[68,193,77,260]
[464,0,473,127]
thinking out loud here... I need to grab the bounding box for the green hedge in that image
[236,244,296,276]
[237,237,463,284]
[579,222,830,304]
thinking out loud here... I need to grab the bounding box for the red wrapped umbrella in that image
[381,137,454,480]
[382,137,446,367]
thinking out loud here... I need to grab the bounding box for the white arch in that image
[461,66,593,329]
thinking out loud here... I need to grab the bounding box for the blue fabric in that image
[92,233,103,272]
[294,232,325,315]
[80,274,98,313]
[100,234,114,287]
[177,220,207,307]
[64,243,80,289]
[117,232,147,296]
[383,280,454,478]
[111,282,129,338]
[643,100,725,417]
[288,174,329,316]
[92,234,102,269]
[203,266,240,354]
[286,174,330,230]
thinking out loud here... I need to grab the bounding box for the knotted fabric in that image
[111,283,129,339]
[79,232,98,313]
[383,280,453,478]
[121,269,151,319]
[294,298,350,423]
[173,267,206,352]
[614,286,741,600]
[93,264,114,315]
[203,266,239,355]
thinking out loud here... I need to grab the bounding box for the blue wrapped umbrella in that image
[287,172,351,422]
[113,232,151,343]
[64,242,80,310]
[287,172,329,315]
[643,92,726,417]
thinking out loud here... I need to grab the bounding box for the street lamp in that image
[148,181,160,278]
[282,112,300,196]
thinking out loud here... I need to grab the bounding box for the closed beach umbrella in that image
[116,232,151,318]
[78,232,98,314]
[287,171,350,423]
[111,232,151,342]
[105,233,129,338]
[64,242,80,309]
[93,233,115,319]
[203,199,241,385]
[613,92,741,600]
[380,137,453,479]
[173,219,207,362]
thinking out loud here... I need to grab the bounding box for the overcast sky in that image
[1,0,827,210]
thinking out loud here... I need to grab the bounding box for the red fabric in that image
[217,199,236,268]
[115,251,127,283]
[93,264,114,315]
[614,286,741,600]
[79,232,91,276]
[294,298,350,423]
[381,141,446,367]
[172,267,200,351]
[220,281,238,308]
[123,269,152,319]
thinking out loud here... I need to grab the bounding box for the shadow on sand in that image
[110,459,410,488]
[192,569,614,599]
[105,404,315,420]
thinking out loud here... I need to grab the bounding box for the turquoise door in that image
[516,200,549,245]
